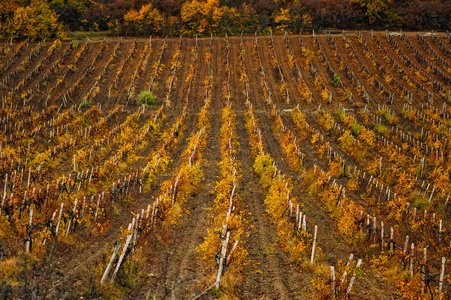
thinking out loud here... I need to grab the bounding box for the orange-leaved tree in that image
[122,4,165,36]
[3,0,65,40]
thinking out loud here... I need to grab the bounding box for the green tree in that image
[50,0,94,30]
[51,0,93,14]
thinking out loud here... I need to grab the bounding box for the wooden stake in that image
[110,228,133,284]
[66,198,78,237]
[439,257,445,296]
[410,243,415,277]
[428,185,435,203]
[43,212,56,245]
[100,242,122,285]
[55,203,64,236]
[26,208,33,253]
[2,173,7,205]
[389,227,394,255]
[421,248,427,294]
[330,266,336,299]
[94,195,101,223]
[27,167,31,189]
[340,254,354,285]
[345,259,362,297]
[310,225,318,264]
[226,240,239,265]
[215,231,230,288]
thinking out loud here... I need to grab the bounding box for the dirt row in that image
[1,35,449,116]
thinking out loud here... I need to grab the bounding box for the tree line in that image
[0,0,450,40]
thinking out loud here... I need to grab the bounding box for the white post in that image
[43,212,56,245]
[310,225,318,264]
[55,203,64,236]
[110,228,133,284]
[428,185,435,203]
[300,214,306,231]
[27,167,31,189]
[345,259,362,297]
[2,173,7,203]
[26,208,33,253]
[146,204,151,219]
[226,240,239,265]
[330,266,336,298]
[389,227,394,254]
[94,195,101,223]
[100,242,122,284]
[215,231,230,288]
[340,254,354,285]
[421,248,427,294]
[439,257,445,296]
[403,235,409,255]
[66,198,78,237]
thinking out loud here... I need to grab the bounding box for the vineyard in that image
[0,31,451,299]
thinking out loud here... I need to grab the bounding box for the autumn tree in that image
[181,0,239,36]
[3,0,66,40]
[233,3,259,34]
[79,2,111,31]
[351,0,402,28]
[272,6,311,33]
[403,1,451,31]
[0,0,21,23]
[122,3,165,36]
[0,0,19,35]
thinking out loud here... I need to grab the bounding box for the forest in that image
[0,0,450,41]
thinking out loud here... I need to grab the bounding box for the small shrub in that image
[210,286,224,297]
[80,97,91,108]
[116,259,140,292]
[70,39,79,49]
[412,192,428,210]
[137,91,156,106]
[350,123,362,136]
[112,206,119,216]
[375,124,387,135]
[331,74,341,87]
